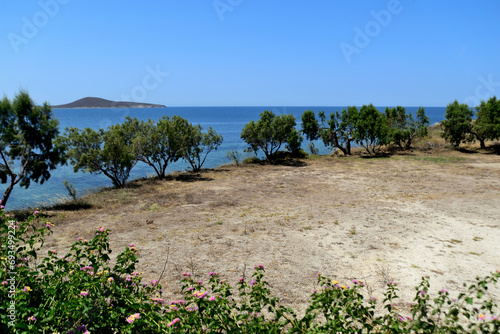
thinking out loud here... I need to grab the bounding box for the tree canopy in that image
[60,124,137,188]
[241,110,302,160]
[440,100,474,148]
[0,91,65,207]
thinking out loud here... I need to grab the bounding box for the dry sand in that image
[44,149,500,315]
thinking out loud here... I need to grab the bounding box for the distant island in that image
[52,97,166,109]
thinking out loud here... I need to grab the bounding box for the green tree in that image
[301,108,359,156]
[241,110,302,160]
[0,91,65,207]
[385,106,429,150]
[132,115,191,179]
[355,104,389,155]
[61,123,136,188]
[322,107,358,156]
[473,96,500,149]
[301,110,320,141]
[182,125,223,172]
[441,100,474,148]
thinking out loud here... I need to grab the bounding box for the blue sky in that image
[1,0,499,107]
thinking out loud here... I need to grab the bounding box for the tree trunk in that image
[479,139,486,149]
[346,139,351,155]
[1,175,19,208]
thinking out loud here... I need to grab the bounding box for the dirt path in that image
[45,150,500,315]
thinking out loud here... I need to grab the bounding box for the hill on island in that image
[52,97,166,109]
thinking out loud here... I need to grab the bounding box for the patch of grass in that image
[401,156,467,164]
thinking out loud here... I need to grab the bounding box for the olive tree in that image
[440,100,474,148]
[0,91,65,207]
[241,110,302,160]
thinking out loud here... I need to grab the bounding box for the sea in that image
[1,106,446,211]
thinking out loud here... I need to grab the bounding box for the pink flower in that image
[108,277,114,283]
[239,277,244,283]
[28,316,36,322]
[167,318,181,328]
[440,289,448,293]
[150,279,158,286]
[478,314,485,320]
[80,291,89,297]
[22,286,32,293]
[33,210,40,215]
[209,295,216,301]
[126,313,140,324]
[250,280,257,286]
[254,264,265,270]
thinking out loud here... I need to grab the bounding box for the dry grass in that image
[13,134,500,315]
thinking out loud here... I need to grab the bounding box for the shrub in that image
[1,209,499,333]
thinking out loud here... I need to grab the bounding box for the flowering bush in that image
[1,209,499,333]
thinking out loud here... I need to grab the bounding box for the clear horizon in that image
[1,1,499,107]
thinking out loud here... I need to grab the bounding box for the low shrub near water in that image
[1,209,499,333]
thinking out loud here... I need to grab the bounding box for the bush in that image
[1,209,499,333]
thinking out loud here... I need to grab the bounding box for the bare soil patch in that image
[41,149,500,315]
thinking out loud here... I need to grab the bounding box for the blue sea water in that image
[1,106,446,211]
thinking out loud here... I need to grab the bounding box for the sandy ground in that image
[43,149,500,315]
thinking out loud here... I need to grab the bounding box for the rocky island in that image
[52,97,166,109]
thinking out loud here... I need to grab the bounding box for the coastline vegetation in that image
[1,89,500,332]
